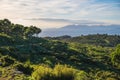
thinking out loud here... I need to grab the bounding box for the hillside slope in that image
[0,19,120,80]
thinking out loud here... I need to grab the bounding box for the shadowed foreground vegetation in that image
[0,19,120,80]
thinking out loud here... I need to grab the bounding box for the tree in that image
[0,19,11,34]
[0,19,41,38]
[24,25,41,37]
[11,24,24,37]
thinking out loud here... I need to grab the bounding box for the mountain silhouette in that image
[39,24,120,37]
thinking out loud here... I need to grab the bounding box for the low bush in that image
[32,64,91,80]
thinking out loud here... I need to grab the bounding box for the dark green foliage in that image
[0,19,41,38]
[0,19,11,34]
[0,55,14,67]
[111,44,120,67]
[24,25,41,37]
[14,63,33,75]
[0,33,14,46]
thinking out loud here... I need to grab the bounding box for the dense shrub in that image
[53,64,76,80]
[32,64,77,80]
[0,55,14,67]
[32,64,96,80]
[32,65,54,80]
[15,63,33,75]
[111,44,120,67]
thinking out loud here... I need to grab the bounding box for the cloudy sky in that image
[0,0,120,28]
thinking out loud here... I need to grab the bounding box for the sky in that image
[0,0,120,28]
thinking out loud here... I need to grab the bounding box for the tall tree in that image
[24,25,41,37]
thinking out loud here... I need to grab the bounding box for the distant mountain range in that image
[39,24,120,37]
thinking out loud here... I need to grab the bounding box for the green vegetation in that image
[0,19,120,80]
[46,34,120,47]
[0,19,41,38]
[111,44,120,68]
